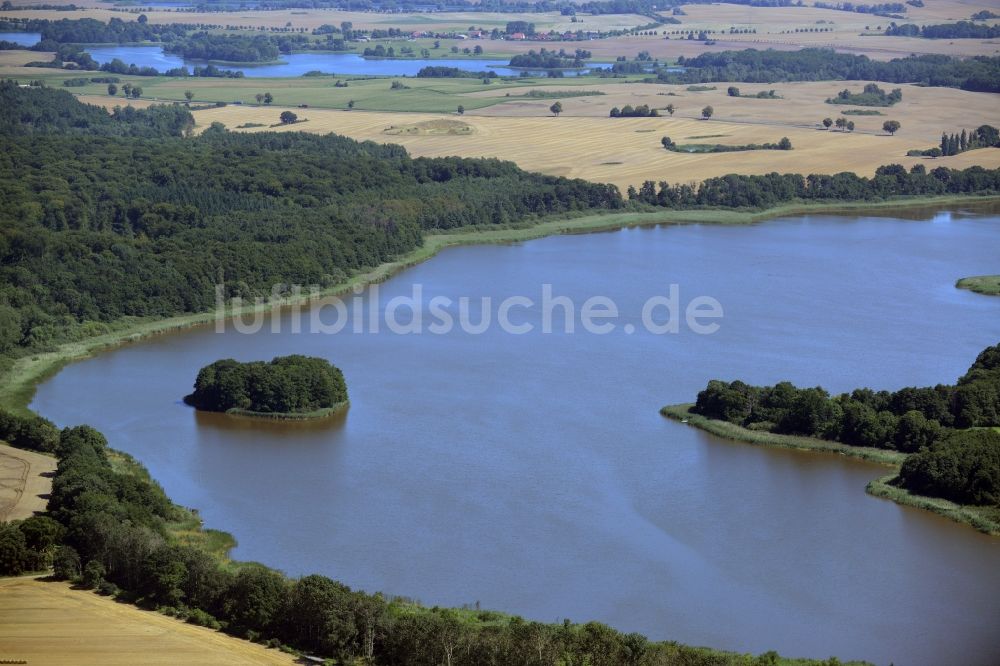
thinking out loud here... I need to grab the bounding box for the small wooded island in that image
[185,355,348,419]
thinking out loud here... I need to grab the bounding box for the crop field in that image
[0,443,55,522]
[13,70,630,113]
[186,79,1000,191]
[0,577,297,666]
[4,0,997,62]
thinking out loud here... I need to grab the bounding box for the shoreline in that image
[661,404,1000,535]
[219,401,348,421]
[956,274,1000,296]
[2,193,999,416]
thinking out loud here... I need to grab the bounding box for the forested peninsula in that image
[663,344,1000,533]
[185,356,348,419]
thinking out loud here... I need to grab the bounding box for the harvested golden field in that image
[191,81,1000,191]
[0,577,297,666]
[0,50,48,67]
[73,94,161,110]
[0,443,54,522]
[472,0,1000,60]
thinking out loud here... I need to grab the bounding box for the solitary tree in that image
[130,86,142,99]
[280,110,298,124]
[122,82,132,97]
[263,92,274,105]
[822,117,833,129]
[883,120,900,135]
[255,93,264,104]
[701,105,713,120]
[347,99,355,109]
[665,103,675,116]
[661,136,675,150]
[727,86,740,97]
[846,120,855,132]
[456,104,464,115]
[184,90,194,104]
[107,83,117,96]
[550,101,563,116]
[835,117,846,131]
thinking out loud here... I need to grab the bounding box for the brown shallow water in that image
[32,210,1000,665]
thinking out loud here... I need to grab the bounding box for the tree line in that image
[185,356,348,415]
[660,136,792,152]
[626,163,1000,208]
[885,21,1000,39]
[906,125,999,158]
[690,344,1000,505]
[663,49,1000,93]
[163,32,282,63]
[0,412,864,665]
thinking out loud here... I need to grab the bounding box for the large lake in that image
[83,45,610,78]
[32,211,1000,666]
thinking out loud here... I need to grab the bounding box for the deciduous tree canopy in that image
[185,356,348,415]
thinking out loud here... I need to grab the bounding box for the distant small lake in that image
[84,45,613,78]
[0,32,41,47]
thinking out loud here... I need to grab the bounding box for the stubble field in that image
[0,577,298,666]
[185,80,1000,191]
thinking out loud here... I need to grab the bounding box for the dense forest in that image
[162,32,283,63]
[0,82,621,365]
[664,49,1000,93]
[0,412,865,665]
[898,429,1000,505]
[417,65,498,79]
[185,356,348,415]
[690,344,1000,504]
[0,16,189,45]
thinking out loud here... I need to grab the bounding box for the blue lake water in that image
[33,210,1000,666]
[0,32,41,47]
[83,45,612,78]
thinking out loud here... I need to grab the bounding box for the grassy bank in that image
[660,404,906,465]
[866,474,1000,535]
[2,194,998,417]
[223,401,349,421]
[956,274,1000,296]
[661,404,1000,535]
